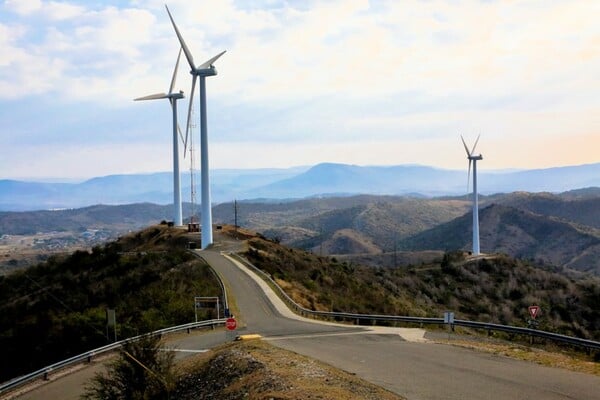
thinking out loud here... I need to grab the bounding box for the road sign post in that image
[106,309,117,342]
[444,311,455,333]
[225,317,237,340]
[225,317,237,331]
[527,305,541,344]
[528,305,540,320]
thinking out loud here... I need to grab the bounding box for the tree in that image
[82,334,175,400]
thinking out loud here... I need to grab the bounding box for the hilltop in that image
[0,225,221,382]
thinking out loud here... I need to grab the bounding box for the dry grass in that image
[175,340,404,400]
[438,338,600,376]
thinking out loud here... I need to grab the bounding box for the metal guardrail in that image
[229,253,600,352]
[1,250,231,395]
[0,318,226,395]
[190,250,229,314]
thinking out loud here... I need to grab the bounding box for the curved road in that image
[9,243,600,400]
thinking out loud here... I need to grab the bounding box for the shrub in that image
[82,334,175,400]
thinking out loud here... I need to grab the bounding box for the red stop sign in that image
[225,317,237,330]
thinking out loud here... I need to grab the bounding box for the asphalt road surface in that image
[205,248,600,400]
[7,243,600,400]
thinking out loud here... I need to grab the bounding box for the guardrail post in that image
[43,371,50,381]
[187,327,191,334]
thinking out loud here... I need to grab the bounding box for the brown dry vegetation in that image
[174,340,404,400]
[437,338,600,376]
[242,235,600,342]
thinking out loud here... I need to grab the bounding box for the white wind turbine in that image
[461,135,483,256]
[135,49,185,226]
[165,4,226,249]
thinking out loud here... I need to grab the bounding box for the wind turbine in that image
[134,48,185,226]
[165,4,226,249]
[461,135,483,256]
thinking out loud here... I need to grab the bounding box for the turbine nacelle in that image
[191,66,218,77]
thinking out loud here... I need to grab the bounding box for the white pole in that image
[199,76,213,248]
[472,160,480,255]
[172,100,182,226]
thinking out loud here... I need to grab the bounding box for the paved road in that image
[8,244,600,399]
[270,334,600,400]
[206,249,600,400]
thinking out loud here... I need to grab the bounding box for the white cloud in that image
[4,0,43,16]
[0,0,598,178]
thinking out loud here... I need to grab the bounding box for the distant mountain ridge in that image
[2,162,599,211]
[2,189,599,274]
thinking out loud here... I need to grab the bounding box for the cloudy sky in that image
[0,0,598,180]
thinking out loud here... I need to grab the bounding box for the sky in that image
[0,0,598,180]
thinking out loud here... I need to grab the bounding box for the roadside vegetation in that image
[82,334,176,400]
[0,225,221,382]
[242,235,600,343]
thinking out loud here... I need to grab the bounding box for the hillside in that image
[0,203,173,235]
[2,190,599,274]
[216,196,470,251]
[0,225,221,382]
[399,204,600,274]
[489,192,600,229]
[240,234,600,342]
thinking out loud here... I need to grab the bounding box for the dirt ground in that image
[174,339,405,400]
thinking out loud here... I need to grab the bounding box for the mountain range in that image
[2,162,600,211]
[3,189,598,274]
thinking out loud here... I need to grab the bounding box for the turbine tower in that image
[165,5,226,249]
[461,135,483,256]
[134,49,185,226]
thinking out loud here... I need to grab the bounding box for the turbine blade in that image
[168,96,186,156]
[165,5,196,70]
[134,93,167,101]
[169,47,182,94]
[460,135,470,156]
[467,159,472,194]
[177,123,185,155]
[184,75,197,155]
[471,134,481,155]
[199,50,226,69]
